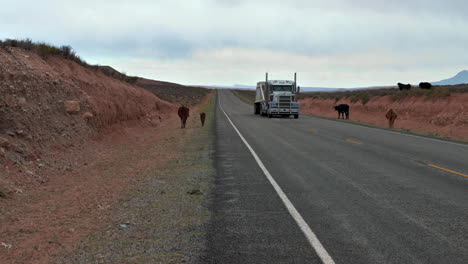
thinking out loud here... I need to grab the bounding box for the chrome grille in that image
[279,96,292,108]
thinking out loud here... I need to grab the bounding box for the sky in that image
[1,0,467,87]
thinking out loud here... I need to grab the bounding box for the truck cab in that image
[254,74,300,118]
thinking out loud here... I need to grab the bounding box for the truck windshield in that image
[271,85,292,92]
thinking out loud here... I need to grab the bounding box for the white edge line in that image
[218,94,335,264]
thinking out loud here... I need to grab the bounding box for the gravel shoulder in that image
[0,92,215,264]
[56,93,216,263]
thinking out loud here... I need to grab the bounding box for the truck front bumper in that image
[269,108,299,114]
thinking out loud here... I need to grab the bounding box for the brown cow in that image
[200,112,206,127]
[385,108,398,128]
[178,105,190,128]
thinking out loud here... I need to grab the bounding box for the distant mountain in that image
[432,70,468,85]
[232,84,255,89]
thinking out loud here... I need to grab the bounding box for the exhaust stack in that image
[294,72,297,93]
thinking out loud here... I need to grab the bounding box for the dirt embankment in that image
[0,46,215,263]
[0,47,177,196]
[0,93,215,264]
[300,93,468,141]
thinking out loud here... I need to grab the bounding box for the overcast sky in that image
[1,0,467,87]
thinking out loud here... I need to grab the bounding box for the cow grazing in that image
[419,82,432,89]
[397,83,411,90]
[200,112,206,127]
[177,105,190,129]
[385,108,398,128]
[334,104,350,120]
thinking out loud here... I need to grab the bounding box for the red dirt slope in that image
[0,47,176,197]
[300,93,468,141]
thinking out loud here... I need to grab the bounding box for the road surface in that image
[203,89,468,264]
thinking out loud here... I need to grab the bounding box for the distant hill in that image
[208,84,339,92]
[432,70,468,85]
[94,66,211,105]
[136,78,210,105]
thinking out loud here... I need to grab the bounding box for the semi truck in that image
[254,73,300,118]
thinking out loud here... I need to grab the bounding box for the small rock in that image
[6,130,15,137]
[0,137,11,149]
[119,223,131,229]
[187,189,202,195]
[37,163,45,168]
[1,242,12,249]
[17,97,26,107]
[64,100,80,114]
[15,130,24,136]
[82,112,93,121]
[13,145,24,154]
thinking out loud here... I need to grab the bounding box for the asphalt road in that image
[203,89,468,264]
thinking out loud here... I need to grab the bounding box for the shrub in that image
[360,93,370,105]
[350,96,359,103]
[36,43,62,58]
[427,86,451,100]
[0,38,138,84]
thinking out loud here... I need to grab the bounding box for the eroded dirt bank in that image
[0,91,215,264]
[0,46,214,263]
[299,93,468,141]
[0,47,176,198]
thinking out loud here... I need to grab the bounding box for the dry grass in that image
[0,38,138,84]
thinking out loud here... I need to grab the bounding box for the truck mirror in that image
[297,86,300,93]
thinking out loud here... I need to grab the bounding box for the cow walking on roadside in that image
[200,112,206,127]
[334,104,350,120]
[385,108,398,128]
[178,105,190,129]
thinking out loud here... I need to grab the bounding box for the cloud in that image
[0,0,467,86]
[102,46,467,87]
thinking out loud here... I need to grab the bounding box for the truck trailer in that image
[254,73,300,118]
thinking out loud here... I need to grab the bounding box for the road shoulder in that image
[54,94,216,263]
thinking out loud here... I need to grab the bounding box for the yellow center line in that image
[427,164,468,178]
[346,139,363,145]
[308,128,317,132]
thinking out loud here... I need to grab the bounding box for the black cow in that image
[177,105,190,128]
[397,83,411,90]
[200,112,206,127]
[419,82,432,89]
[334,104,349,120]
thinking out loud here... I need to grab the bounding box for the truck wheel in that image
[294,114,299,119]
[268,113,272,118]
